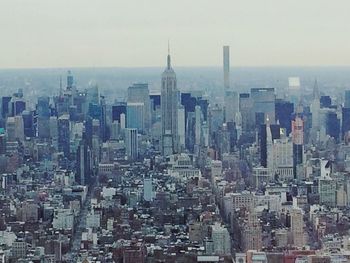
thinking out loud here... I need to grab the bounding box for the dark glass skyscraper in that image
[1,96,11,118]
[275,99,294,135]
[112,103,126,123]
[342,107,350,138]
[58,114,70,158]
[22,110,35,137]
[326,111,340,141]
[37,96,50,138]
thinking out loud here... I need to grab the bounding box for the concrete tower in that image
[311,79,320,131]
[161,45,178,156]
[223,46,230,90]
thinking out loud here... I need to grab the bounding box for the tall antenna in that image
[168,39,170,55]
[167,40,171,69]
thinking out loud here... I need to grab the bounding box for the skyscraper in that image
[37,96,51,138]
[224,90,239,123]
[342,107,350,139]
[223,46,230,90]
[22,110,35,137]
[195,105,201,146]
[292,116,304,178]
[291,208,304,247]
[76,140,92,185]
[178,106,185,151]
[67,70,74,90]
[275,99,294,135]
[311,79,320,131]
[125,128,138,161]
[345,90,350,108]
[126,102,145,132]
[112,102,127,122]
[58,114,70,158]
[127,83,151,132]
[161,48,178,156]
[251,88,276,125]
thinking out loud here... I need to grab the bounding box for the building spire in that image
[167,40,171,69]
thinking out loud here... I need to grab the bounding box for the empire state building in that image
[161,49,178,156]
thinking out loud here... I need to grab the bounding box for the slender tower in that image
[223,46,230,90]
[161,45,178,156]
[310,80,320,142]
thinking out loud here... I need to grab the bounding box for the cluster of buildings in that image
[0,46,350,263]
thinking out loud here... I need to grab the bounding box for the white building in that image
[211,223,231,255]
[268,136,294,181]
[143,176,154,202]
[52,209,74,230]
[86,210,101,228]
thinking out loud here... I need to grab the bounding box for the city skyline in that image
[2,1,350,262]
[1,0,350,68]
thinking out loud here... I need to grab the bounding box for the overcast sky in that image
[0,0,349,68]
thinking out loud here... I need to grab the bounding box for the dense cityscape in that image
[0,43,350,263]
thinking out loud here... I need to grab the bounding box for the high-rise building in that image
[50,116,58,149]
[143,175,154,202]
[320,95,332,108]
[112,102,127,123]
[290,208,304,247]
[150,93,161,124]
[161,49,178,156]
[211,223,231,255]
[224,90,239,123]
[76,140,92,185]
[92,119,100,165]
[22,110,35,137]
[342,107,350,139]
[67,70,74,90]
[311,79,320,134]
[275,99,294,135]
[292,116,304,178]
[260,123,281,168]
[126,102,145,132]
[37,96,51,138]
[195,105,201,146]
[319,175,336,207]
[209,104,224,136]
[127,83,151,131]
[178,106,185,151]
[267,136,294,181]
[345,90,350,108]
[125,128,138,161]
[223,46,230,90]
[58,114,70,158]
[6,116,24,142]
[251,88,276,125]
[292,116,304,146]
[1,96,11,119]
[87,84,99,105]
[243,212,262,251]
[239,93,254,133]
[326,111,340,141]
[11,97,26,116]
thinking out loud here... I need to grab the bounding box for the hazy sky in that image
[0,0,349,68]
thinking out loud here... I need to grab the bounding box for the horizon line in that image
[0,64,350,71]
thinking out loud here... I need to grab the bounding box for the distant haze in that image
[1,0,350,68]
